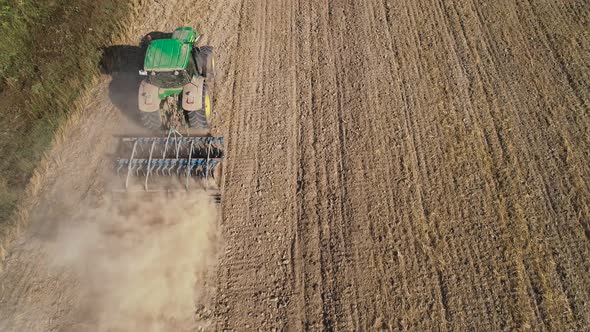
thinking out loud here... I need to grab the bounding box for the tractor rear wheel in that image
[198,46,215,79]
[140,111,162,130]
[186,85,212,129]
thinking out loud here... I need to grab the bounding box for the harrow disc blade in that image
[114,130,224,192]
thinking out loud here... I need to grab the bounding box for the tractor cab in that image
[143,39,195,87]
[141,27,205,88]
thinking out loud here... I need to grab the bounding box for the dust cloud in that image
[46,192,219,331]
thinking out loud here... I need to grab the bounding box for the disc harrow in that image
[115,130,224,192]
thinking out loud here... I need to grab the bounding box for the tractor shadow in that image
[99,32,172,131]
[100,45,143,127]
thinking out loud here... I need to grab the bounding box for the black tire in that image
[186,86,212,129]
[186,110,208,129]
[140,111,162,130]
[197,46,215,79]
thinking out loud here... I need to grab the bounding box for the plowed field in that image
[1,0,589,331]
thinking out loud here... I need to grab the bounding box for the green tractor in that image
[138,27,215,130]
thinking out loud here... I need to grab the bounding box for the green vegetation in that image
[0,0,130,220]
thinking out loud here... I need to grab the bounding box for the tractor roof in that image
[143,27,200,71]
[144,39,191,72]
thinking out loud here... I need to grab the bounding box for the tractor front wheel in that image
[198,46,215,79]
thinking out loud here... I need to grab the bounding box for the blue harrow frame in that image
[115,129,224,194]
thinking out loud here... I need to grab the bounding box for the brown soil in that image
[1,0,589,331]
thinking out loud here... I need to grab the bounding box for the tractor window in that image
[149,70,190,88]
